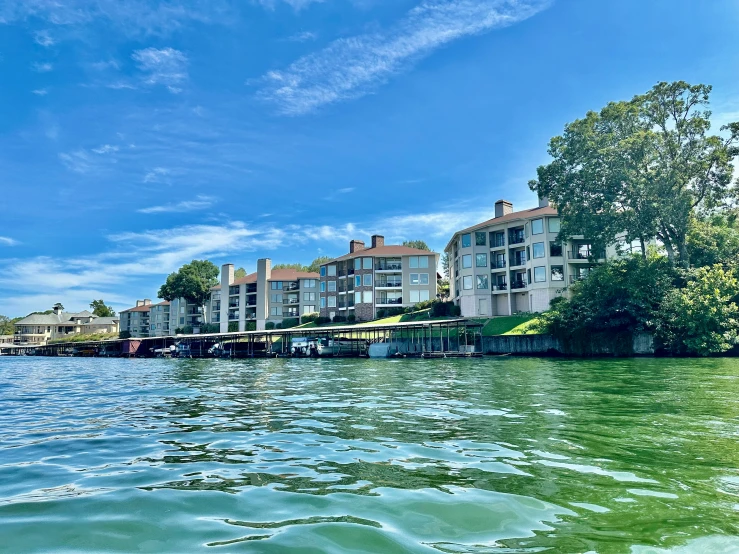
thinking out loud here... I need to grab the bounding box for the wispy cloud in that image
[257,0,550,115]
[258,0,326,10]
[92,144,119,154]
[138,195,217,214]
[132,47,188,93]
[34,29,54,47]
[32,62,53,72]
[143,167,173,184]
[32,88,48,96]
[285,30,318,42]
[58,150,91,173]
[0,236,19,246]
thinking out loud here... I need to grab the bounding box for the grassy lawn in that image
[475,315,541,336]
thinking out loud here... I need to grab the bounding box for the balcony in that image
[491,260,507,270]
[228,313,239,321]
[509,234,525,245]
[510,255,527,267]
[490,236,506,248]
[492,283,507,292]
[510,279,528,290]
[283,297,300,305]
[569,249,605,260]
[376,279,402,288]
[228,301,240,309]
[283,282,299,292]
[376,261,402,271]
[569,275,587,284]
[377,297,403,306]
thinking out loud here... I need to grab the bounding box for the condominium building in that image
[13,303,119,345]
[119,300,153,338]
[149,301,171,336]
[209,260,320,332]
[319,235,440,322]
[445,198,613,317]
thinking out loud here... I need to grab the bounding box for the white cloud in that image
[143,167,173,183]
[258,0,325,10]
[32,88,48,95]
[132,47,188,93]
[32,61,53,72]
[58,150,91,173]
[257,0,550,115]
[34,29,54,46]
[337,187,354,193]
[0,236,19,246]
[92,144,119,154]
[138,195,217,214]
[285,30,318,42]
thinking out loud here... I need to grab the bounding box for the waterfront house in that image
[208,260,320,332]
[319,235,440,322]
[13,303,119,345]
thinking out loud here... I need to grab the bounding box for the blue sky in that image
[1,0,738,317]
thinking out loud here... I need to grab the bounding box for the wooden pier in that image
[0,319,483,359]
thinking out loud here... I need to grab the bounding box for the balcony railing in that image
[569,275,587,284]
[228,313,239,320]
[510,279,528,290]
[510,256,527,267]
[283,298,299,305]
[377,280,402,287]
[509,234,525,245]
[569,250,605,260]
[228,301,239,308]
[490,236,506,248]
[491,260,506,269]
[376,262,402,271]
[377,297,403,305]
[282,282,299,291]
[492,283,507,291]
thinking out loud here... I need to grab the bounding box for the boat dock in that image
[0,318,483,359]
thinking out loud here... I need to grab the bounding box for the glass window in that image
[355,275,361,287]
[270,307,280,316]
[410,273,419,285]
[328,296,336,308]
[363,274,372,287]
[462,255,472,269]
[550,242,563,257]
[304,279,316,288]
[534,266,546,282]
[303,292,316,301]
[270,281,282,290]
[475,232,486,246]
[462,233,471,247]
[320,266,326,277]
[409,256,418,269]
[363,257,372,270]
[463,276,473,290]
[533,242,545,259]
[476,253,488,267]
[410,290,420,303]
[327,265,336,276]
[420,290,429,302]
[363,291,373,304]
[548,218,561,233]
[355,292,362,305]
[303,305,316,314]
[271,294,282,303]
[420,274,429,285]
[328,281,336,292]
[551,266,564,281]
[420,256,429,268]
[354,258,361,270]
[320,282,326,292]
[476,275,488,289]
[532,219,544,235]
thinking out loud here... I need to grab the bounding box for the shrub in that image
[265,322,275,330]
[332,315,347,323]
[376,309,387,319]
[200,323,219,334]
[430,301,457,317]
[385,307,405,317]
[282,318,300,329]
[119,331,132,339]
[315,316,331,325]
[228,322,239,333]
[245,321,256,332]
[301,312,319,324]
[347,314,356,323]
[181,325,193,335]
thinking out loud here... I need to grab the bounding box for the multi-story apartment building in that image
[13,303,119,345]
[148,301,171,337]
[119,299,153,338]
[319,235,440,322]
[208,259,320,332]
[445,198,616,317]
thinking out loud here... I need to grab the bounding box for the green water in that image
[0,357,737,553]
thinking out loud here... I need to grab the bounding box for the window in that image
[409,290,430,303]
[304,279,316,288]
[328,296,336,308]
[320,266,326,277]
[550,242,563,257]
[320,282,326,293]
[462,254,472,269]
[408,256,429,268]
[409,256,418,268]
[303,292,316,301]
[363,273,373,287]
[533,242,545,259]
[355,275,361,288]
[420,273,429,285]
[180,306,185,314]
[320,297,326,309]
[355,291,362,305]
[532,219,544,235]
[271,294,282,303]
[270,307,280,316]
[327,265,336,277]
[328,281,337,292]
[363,291,373,304]
[363,257,372,270]
[270,281,283,290]
[354,258,361,270]
[455,278,459,296]
[410,273,419,285]
[477,275,488,289]
[463,276,473,290]
[475,232,486,246]
[420,290,429,302]
[551,266,564,281]
[476,253,488,267]
[534,266,546,283]
[461,233,471,247]
[303,305,316,314]
[179,317,185,325]
[410,273,429,285]
[548,218,561,233]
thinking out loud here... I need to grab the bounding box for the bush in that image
[265,322,275,330]
[200,323,219,334]
[119,331,132,339]
[181,325,193,335]
[430,301,457,318]
[376,309,387,319]
[315,316,331,325]
[332,315,347,323]
[228,322,239,333]
[301,312,319,324]
[347,314,356,323]
[245,321,256,332]
[282,318,300,329]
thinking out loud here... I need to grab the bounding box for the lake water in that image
[0,357,737,553]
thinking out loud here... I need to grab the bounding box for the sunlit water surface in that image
[0,357,737,553]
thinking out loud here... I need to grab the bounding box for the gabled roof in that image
[326,245,438,264]
[120,305,152,313]
[444,205,559,251]
[211,269,320,291]
[14,310,96,326]
[83,317,119,325]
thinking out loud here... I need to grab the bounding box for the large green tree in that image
[234,267,247,279]
[158,260,219,324]
[90,299,116,317]
[402,240,431,251]
[530,81,739,267]
[0,315,15,336]
[686,213,739,267]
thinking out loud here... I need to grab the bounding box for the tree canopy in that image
[158,260,219,323]
[402,240,431,251]
[90,299,116,318]
[234,267,247,279]
[530,81,739,267]
[272,256,333,274]
[0,315,16,336]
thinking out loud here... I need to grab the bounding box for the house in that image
[319,235,439,322]
[13,303,119,345]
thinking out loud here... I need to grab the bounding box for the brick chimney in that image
[349,240,365,253]
[371,235,384,248]
[494,200,513,218]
